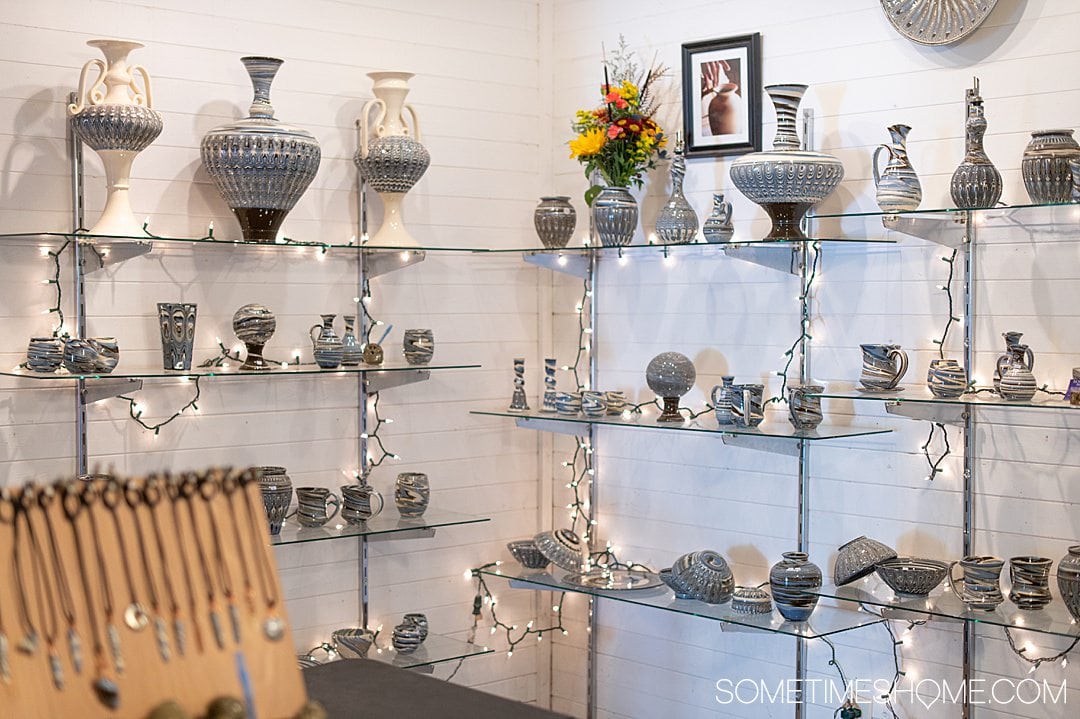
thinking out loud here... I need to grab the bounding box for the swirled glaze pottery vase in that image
[355,72,430,247]
[927,358,967,398]
[1070,158,1080,201]
[541,358,558,413]
[730,84,844,241]
[157,302,197,371]
[702,193,734,243]
[295,487,341,528]
[654,135,698,245]
[1057,546,1080,621]
[395,472,430,518]
[593,186,638,247]
[68,39,163,236]
[769,551,822,621]
[402,613,429,643]
[646,352,696,422]
[534,196,576,249]
[233,303,276,371]
[309,314,343,369]
[341,315,362,366]
[1022,130,1080,204]
[949,555,1005,610]
[201,57,321,242]
[950,79,1001,209]
[859,343,908,391]
[711,375,735,425]
[873,124,922,212]
[341,484,384,524]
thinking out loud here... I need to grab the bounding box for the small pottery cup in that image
[554,391,582,416]
[341,484,384,524]
[581,391,607,417]
[402,613,429,643]
[927,358,967,399]
[26,337,64,373]
[89,337,120,373]
[62,338,99,374]
[859,343,908,391]
[711,376,736,425]
[604,391,627,415]
[295,487,341,528]
[1009,556,1053,610]
[731,586,773,614]
[788,384,824,430]
[392,622,423,654]
[158,302,197,371]
[403,329,435,365]
[395,472,430,518]
[730,383,765,428]
[949,555,1005,610]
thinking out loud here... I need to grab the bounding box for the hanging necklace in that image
[38,486,84,675]
[166,475,205,654]
[79,482,124,674]
[101,479,148,634]
[14,484,64,688]
[178,474,226,650]
[123,478,171,662]
[222,472,257,619]
[0,488,14,684]
[198,472,241,645]
[140,476,186,657]
[62,482,120,709]
[238,471,286,641]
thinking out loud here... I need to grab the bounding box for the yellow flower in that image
[569,128,606,158]
[620,80,638,99]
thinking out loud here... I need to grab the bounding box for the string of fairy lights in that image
[768,242,820,405]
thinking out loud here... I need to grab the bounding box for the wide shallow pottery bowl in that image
[833,536,897,586]
[875,557,949,596]
[673,550,735,604]
[534,528,585,572]
[507,540,551,570]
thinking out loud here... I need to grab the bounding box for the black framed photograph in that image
[681,33,762,157]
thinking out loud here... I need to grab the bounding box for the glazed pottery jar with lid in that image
[355,71,431,247]
[730,84,844,240]
[68,39,163,236]
[1022,129,1080,204]
[201,57,321,242]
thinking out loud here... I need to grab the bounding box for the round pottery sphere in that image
[645,352,697,397]
[534,528,585,572]
[833,536,897,586]
[232,303,276,344]
[875,557,949,596]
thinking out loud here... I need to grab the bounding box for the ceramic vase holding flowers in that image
[570,37,667,247]
[355,72,431,247]
[68,39,163,236]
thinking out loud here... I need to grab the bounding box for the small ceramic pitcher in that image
[859,344,908,391]
[295,487,341,528]
[309,314,344,369]
[711,376,736,425]
[949,555,1005,610]
[994,331,1034,391]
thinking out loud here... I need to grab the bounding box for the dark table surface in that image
[303,659,572,719]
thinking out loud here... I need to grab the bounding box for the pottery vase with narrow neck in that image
[950,79,1001,209]
[201,57,322,242]
[730,84,844,241]
[873,123,922,212]
[68,39,163,236]
[654,136,698,244]
[355,72,431,247]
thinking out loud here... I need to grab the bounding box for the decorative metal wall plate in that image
[880,0,998,45]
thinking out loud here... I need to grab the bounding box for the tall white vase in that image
[355,72,430,247]
[68,39,163,236]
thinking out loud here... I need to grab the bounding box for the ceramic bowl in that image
[507,540,551,570]
[875,557,949,596]
[833,536,897,586]
[554,391,582,416]
[659,568,695,599]
[331,627,375,658]
[533,528,585,572]
[392,622,423,654]
[731,586,773,614]
[581,391,607,417]
[681,550,735,604]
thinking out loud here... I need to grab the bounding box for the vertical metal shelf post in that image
[68,91,89,475]
[961,210,977,719]
[356,152,372,629]
[585,230,599,719]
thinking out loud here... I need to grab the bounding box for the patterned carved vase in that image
[769,552,822,622]
[158,302,197,371]
[646,352,696,422]
[654,135,698,245]
[534,196,576,249]
[341,315,362,366]
[950,79,1002,209]
[355,72,431,247]
[1057,546,1080,621]
[702,193,734,243]
[309,314,344,369]
[927,358,967,398]
[202,57,321,242]
[710,375,736,425]
[233,303,276,371]
[258,466,294,535]
[730,84,844,240]
[593,186,638,247]
[68,39,163,236]
[873,124,922,212]
[1022,129,1080,204]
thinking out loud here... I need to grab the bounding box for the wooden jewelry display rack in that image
[0,468,307,718]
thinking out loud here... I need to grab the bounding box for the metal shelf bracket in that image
[523,251,591,278]
[882,214,967,248]
[80,240,153,273]
[885,401,967,426]
[81,378,143,405]
[721,244,799,274]
[364,249,426,278]
[720,433,803,457]
[367,527,437,542]
[514,416,590,437]
[366,369,430,393]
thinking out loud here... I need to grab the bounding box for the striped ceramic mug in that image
[859,344,908,391]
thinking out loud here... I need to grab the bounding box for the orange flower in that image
[607,124,624,139]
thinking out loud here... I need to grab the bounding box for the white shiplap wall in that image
[547,1,1080,718]
[0,0,547,705]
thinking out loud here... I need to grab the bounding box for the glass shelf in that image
[479,567,885,639]
[814,386,1076,411]
[366,633,493,670]
[810,199,1080,220]
[811,577,1080,640]
[472,406,892,442]
[0,361,481,382]
[271,509,489,546]
[505,237,896,255]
